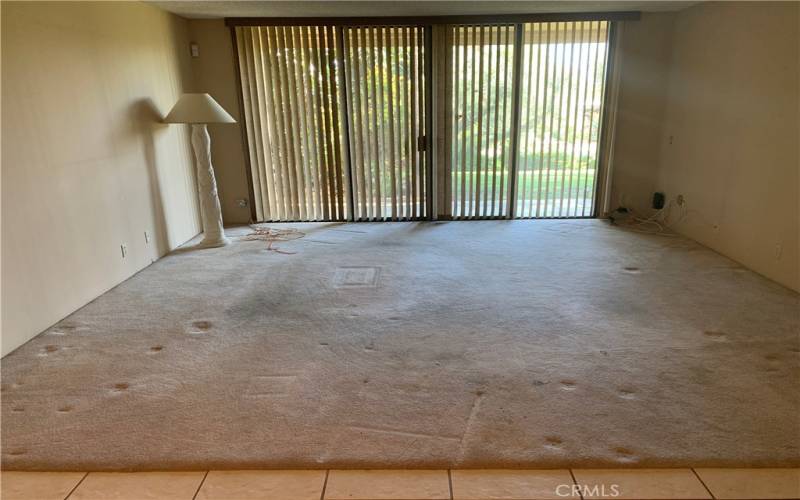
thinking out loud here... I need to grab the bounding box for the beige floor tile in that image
[572,469,711,500]
[325,470,450,500]
[0,471,86,500]
[694,468,800,499]
[196,470,326,500]
[451,469,579,499]
[68,471,206,500]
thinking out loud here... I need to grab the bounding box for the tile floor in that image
[1,468,798,500]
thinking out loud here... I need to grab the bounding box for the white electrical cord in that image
[613,197,688,237]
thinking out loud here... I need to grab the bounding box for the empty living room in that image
[1,1,798,499]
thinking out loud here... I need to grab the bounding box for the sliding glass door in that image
[233,19,612,222]
[446,25,516,219]
[444,20,611,219]
[342,26,428,221]
[235,24,427,222]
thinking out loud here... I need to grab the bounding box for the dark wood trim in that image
[336,27,357,222]
[506,24,524,220]
[424,26,434,220]
[225,11,640,27]
[228,26,259,223]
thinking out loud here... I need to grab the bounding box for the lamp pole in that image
[191,123,230,247]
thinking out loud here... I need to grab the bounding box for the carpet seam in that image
[63,471,89,500]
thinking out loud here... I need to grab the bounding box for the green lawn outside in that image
[451,168,596,202]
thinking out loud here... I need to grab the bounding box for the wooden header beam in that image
[225,11,641,27]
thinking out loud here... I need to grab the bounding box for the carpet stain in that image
[149,346,164,353]
[544,436,563,449]
[617,389,636,399]
[38,345,59,357]
[57,406,73,413]
[560,380,577,391]
[614,447,638,463]
[623,266,641,273]
[189,320,212,333]
[113,383,129,392]
[703,330,728,341]
[51,324,79,335]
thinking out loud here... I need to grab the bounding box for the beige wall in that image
[189,20,251,225]
[609,13,675,214]
[655,1,799,290]
[1,1,202,355]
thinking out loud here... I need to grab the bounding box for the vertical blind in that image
[444,21,610,219]
[515,21,609,218]
[236,25,348,222]
[234,19,613,222]
[343,26,427,221]
[448,25,516,219]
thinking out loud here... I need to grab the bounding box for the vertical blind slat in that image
[376,27,387,217]
[399,28,410,219]
[488,27,500,217]
[498,25,511,216]
[315,26,332,220]
[384,28,398,218]
[408,28,422,218]
[474,26,485,218]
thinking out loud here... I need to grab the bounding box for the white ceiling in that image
[148,1,697,20]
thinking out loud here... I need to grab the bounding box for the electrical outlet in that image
[775,244,783,260]
[676,194,685,206]
[144,231,151,244]
[120,244,127,258]
[236,199,249,208]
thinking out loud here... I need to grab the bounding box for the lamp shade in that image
[163,93,236,124]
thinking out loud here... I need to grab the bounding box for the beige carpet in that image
[2,220,798,471]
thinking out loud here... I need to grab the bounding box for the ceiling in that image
[148,1,697,19]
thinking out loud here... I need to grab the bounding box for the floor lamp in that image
[164,93,236,248]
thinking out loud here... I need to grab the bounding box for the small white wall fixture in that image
[164,93,236,247]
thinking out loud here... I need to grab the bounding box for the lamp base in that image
[197,235,231,248]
